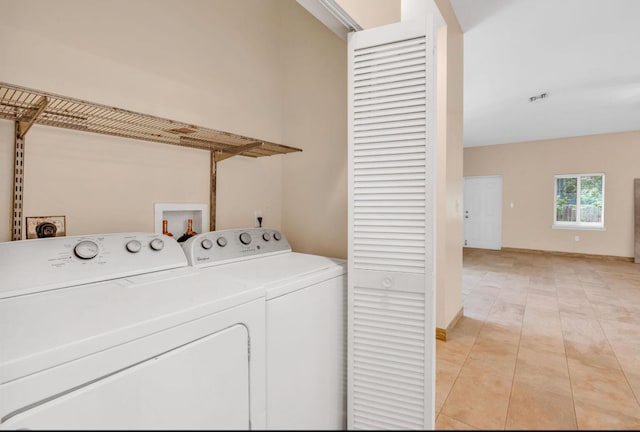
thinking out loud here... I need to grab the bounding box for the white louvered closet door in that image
[347,19,435,430]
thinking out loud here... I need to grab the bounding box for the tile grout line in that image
[456,250,640,430]
[595,269,640,410]
[437,268,495,430]
[596,314,640,411]
[502,268,531,431]
[583,268,640,415]
[475,266,516,430]
[557,272,581,430]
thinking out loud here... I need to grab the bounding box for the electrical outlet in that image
[575,235,580,242]
[254,210,263,228]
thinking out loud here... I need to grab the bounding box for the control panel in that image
[181,228,291,267]
[0,233,187,299]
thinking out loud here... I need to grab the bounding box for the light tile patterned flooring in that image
[435,248,640,430]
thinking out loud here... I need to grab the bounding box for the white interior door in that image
[348,18,435,430]
[463,176,502,250]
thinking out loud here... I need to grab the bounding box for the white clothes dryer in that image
[181,228,347,430]
[0,232,266,430]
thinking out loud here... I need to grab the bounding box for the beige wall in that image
[433,1,464,330]
[0,123,210,239]
[278,2,348,259]
[464,130,640,258]
[392,0,463,330]
[337,0,400,29]
[0,0,346,247]
[0,0,281,241]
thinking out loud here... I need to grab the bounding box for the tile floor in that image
[435,248,640,430]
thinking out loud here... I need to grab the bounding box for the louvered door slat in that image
[348,19,434,430]
[358,362,428,382]
[354,102,424,116]
[355,40,426,59]
[355,72,426,89]
[354,238,425,247]
[355,120,426,134]
[354,105,425,121]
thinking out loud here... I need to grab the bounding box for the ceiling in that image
[450,0,640,147]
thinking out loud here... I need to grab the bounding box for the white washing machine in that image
[0,232,266,430]
[181,228,347,430]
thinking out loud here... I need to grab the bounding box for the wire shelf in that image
[0,81,302,158]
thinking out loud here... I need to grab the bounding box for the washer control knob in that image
[201,238,214,250]
[239,232,252,245]
[262,232,271,241]
[273,232,282,241]
[149,238,164,251]
[74,240,99,260]
[126,240,142,253]
[216,237,228,247]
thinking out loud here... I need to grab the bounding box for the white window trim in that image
[552,173,605,230]
[552,224,606,231]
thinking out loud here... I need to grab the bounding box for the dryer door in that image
[2,325,250,430]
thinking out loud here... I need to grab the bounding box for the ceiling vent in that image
[529,92,548,102]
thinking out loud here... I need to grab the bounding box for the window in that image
[554,173,605,229]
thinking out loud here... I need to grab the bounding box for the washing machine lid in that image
[200,252,347,299]
[0,268,264,384]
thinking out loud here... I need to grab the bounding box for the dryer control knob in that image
[262,232,271,241]
[273,232,282,241]
[201,238,213,250]
[216,237,228,247]
[126,240,142,253]
[239,232,252,245]
[149,238,164,251]
[74,240,99,260]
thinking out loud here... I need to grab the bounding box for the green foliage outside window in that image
[555,174,603,224]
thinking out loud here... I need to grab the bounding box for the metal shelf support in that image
[18,96,48,138]
[12,124,25,241]
[210,151,217,232]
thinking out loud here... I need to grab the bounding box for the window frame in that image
[553,173,605,230]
